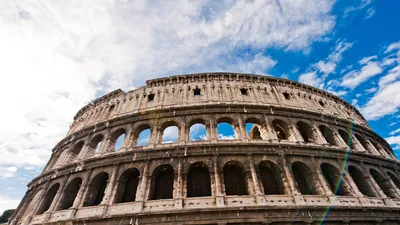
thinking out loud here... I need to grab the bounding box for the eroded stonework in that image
[9,73,400,225]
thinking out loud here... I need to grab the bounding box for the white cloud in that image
[0,0,338,170]
[390,128,400,136]
[364,7,376,20]
[378,65,400,88]
[359,56,377,65]
[365,87,377,93]
[385,41,400,53]
[344,0,372,17]
[218,134,236,140]
[162,126,179,143]
[341,61,382,88]
[0,195,20,213]
[0,167,17,178]
[298,72,324,88]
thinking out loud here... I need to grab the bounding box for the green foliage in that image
[0,209,15,223]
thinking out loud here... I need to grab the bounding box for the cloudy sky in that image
[1,0,400,212]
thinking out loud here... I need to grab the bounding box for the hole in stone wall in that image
[296,121,315,143]
[319,125,337,146]
[189,123,207,141]
[223,162,248,195]
[150,165,174,200]
[114,168,140,203]
[259,161,284,195]
[292,162,318,195]
[338,129,355,150]
[58,178,82,210]
[162,126,179,143]
[388,172,400,190]
[246,123,262,140]
[91,135,103,153]
[283,92,290,100]
[193,87,201,96]
[370,169,398,198]
[217,122,236,140]
[319,100,325,107]
[147,93,155,101]
[83,172,109,207]
[272,119,289,140]
[320,163,347,196]
[348,166,376,197]
[136,128,151,146]
[240,88,248,96]
[112,129,126,151]
[37,183,60,214]
[187,163,211,197]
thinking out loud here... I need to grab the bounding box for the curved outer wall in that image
[9,73,400,225]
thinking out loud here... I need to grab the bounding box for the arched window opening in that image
[114,168,140,203]
[272,119,290,140]
[370,141,388,156]
[112,129,126,151]
[292,162,319,195]
[297,121,316,143]
[58,178,82,210]
[193,87,201,96]
[37,183,60,214]
[320,163,351,196]
[259,161,284,195]
[135,125,151,146]
[161,125,179,143]
[83,172,109,207]
[283,92,290,100]
[147,93,155,101]
[355,134,372,153]
[388,172,400,190]
[90,134,103,153]
[370,169,398,198]
[319,125,337,146]
[189,122,207,141]
[348,166,376,197]
[223,162,248,195]
[187,163,211,197]
[338,129,355,150]
[240,88,248,96]
[217,121,236,140]
[150,165,174,200]
[245,119,266,140]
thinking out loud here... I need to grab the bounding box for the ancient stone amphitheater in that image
[9,73,400,225]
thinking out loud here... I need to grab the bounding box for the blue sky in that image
[1,0,400,212]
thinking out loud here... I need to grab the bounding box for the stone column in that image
[248,155,265,205]
[25,182,51,225]
[209,116,218,141]
[121,124,133,149]
[312,124,328,145]
[74,169,93,209]
[180,122,188,143]
[365,139,382,156]
[289,124,304,142]
[43,176,70,222]
[279,155,305,205]
[237,114,247,141]
[101,165,119,205]
[343,171,364,197]
[174,157,184,209]
[213,155,225,207]
[136,160,149,211]
[264,115,278,140]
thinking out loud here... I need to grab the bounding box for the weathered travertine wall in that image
[9,73,400,225]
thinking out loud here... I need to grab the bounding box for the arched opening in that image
[320,163,351,196]
[37,183,60,214]
[57,178,82,210]
[348,166,376,197]
[150,165,174,200]
[223,161,248,195]
[135,125,151,146]
[370,141,388,156]
[21,190,43,220]
[272,119,290,140]
[370,169,398,198]
[189,121,207,141]
[319,125,337,146]
[112,129,126,151]
[338,129,355,150]
[114,168,140,203]
[292,162,319,195]
[187,162,211,197]
[90,134,103,153]
[259,161,284,195]
[83,172,109,207]
[297,121,316,143]
[65,141,84,163]
[388,172,400,190]
[217,119,236,140]
[245,118,266,140]
[355,134,372,153]
[161,122,179,143]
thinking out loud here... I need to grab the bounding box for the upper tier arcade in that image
[68,72,369,137]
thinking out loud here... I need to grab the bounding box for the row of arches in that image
[52,117,393,169]
[35,160,400,215]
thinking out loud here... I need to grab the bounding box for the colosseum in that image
[9,72,400,225]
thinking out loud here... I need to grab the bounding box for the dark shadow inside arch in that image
[320,163,351,196]
[348,166,376,197]
[114,168,140,203]
[388,172,400,190]
[319,125,337,146]
[223,162,248,195]
[292,162,319,195]
[90,134,104,153]
[338,129,355,150]
[187,163,211,197]
[112,128,126,151]
[297,121,315,143]
[57,178,82,210]
[37,183,60,214]
[370,169,398,198]
[150,165,174,200]
[272,119,289,140]
[259,161,284,195]
[83,172,109,207]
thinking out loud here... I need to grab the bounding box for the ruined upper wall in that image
[67,72,369,135]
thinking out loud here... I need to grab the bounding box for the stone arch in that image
[90,134,104,153]
[272,119,291,140]
[388,172,400,190]
[189,118,208,141]
[83,172,109,207]
[57,177,82,210]
[223,161,248,195]
[370,169,398,198]
[65,141,84,164]
[132,124,152,146]
[348,166,376,197]
[245,117,267,140]
[291,161,319,195]
[114,168,140,203]
[318,125,338,146]
[20,189,43,220]
[258,160,284,195]
[338,129,355,149]
[296,121,317,143]
[149,164,174,200]
[217,117,238,140]
[37,183,60,214]
[320,163,351,196]
[160,121,179,143]
[355,134,373,153]
[187,162,211,197]
[110,128,126,151]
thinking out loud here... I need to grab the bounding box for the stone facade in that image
[9,72,400,225]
